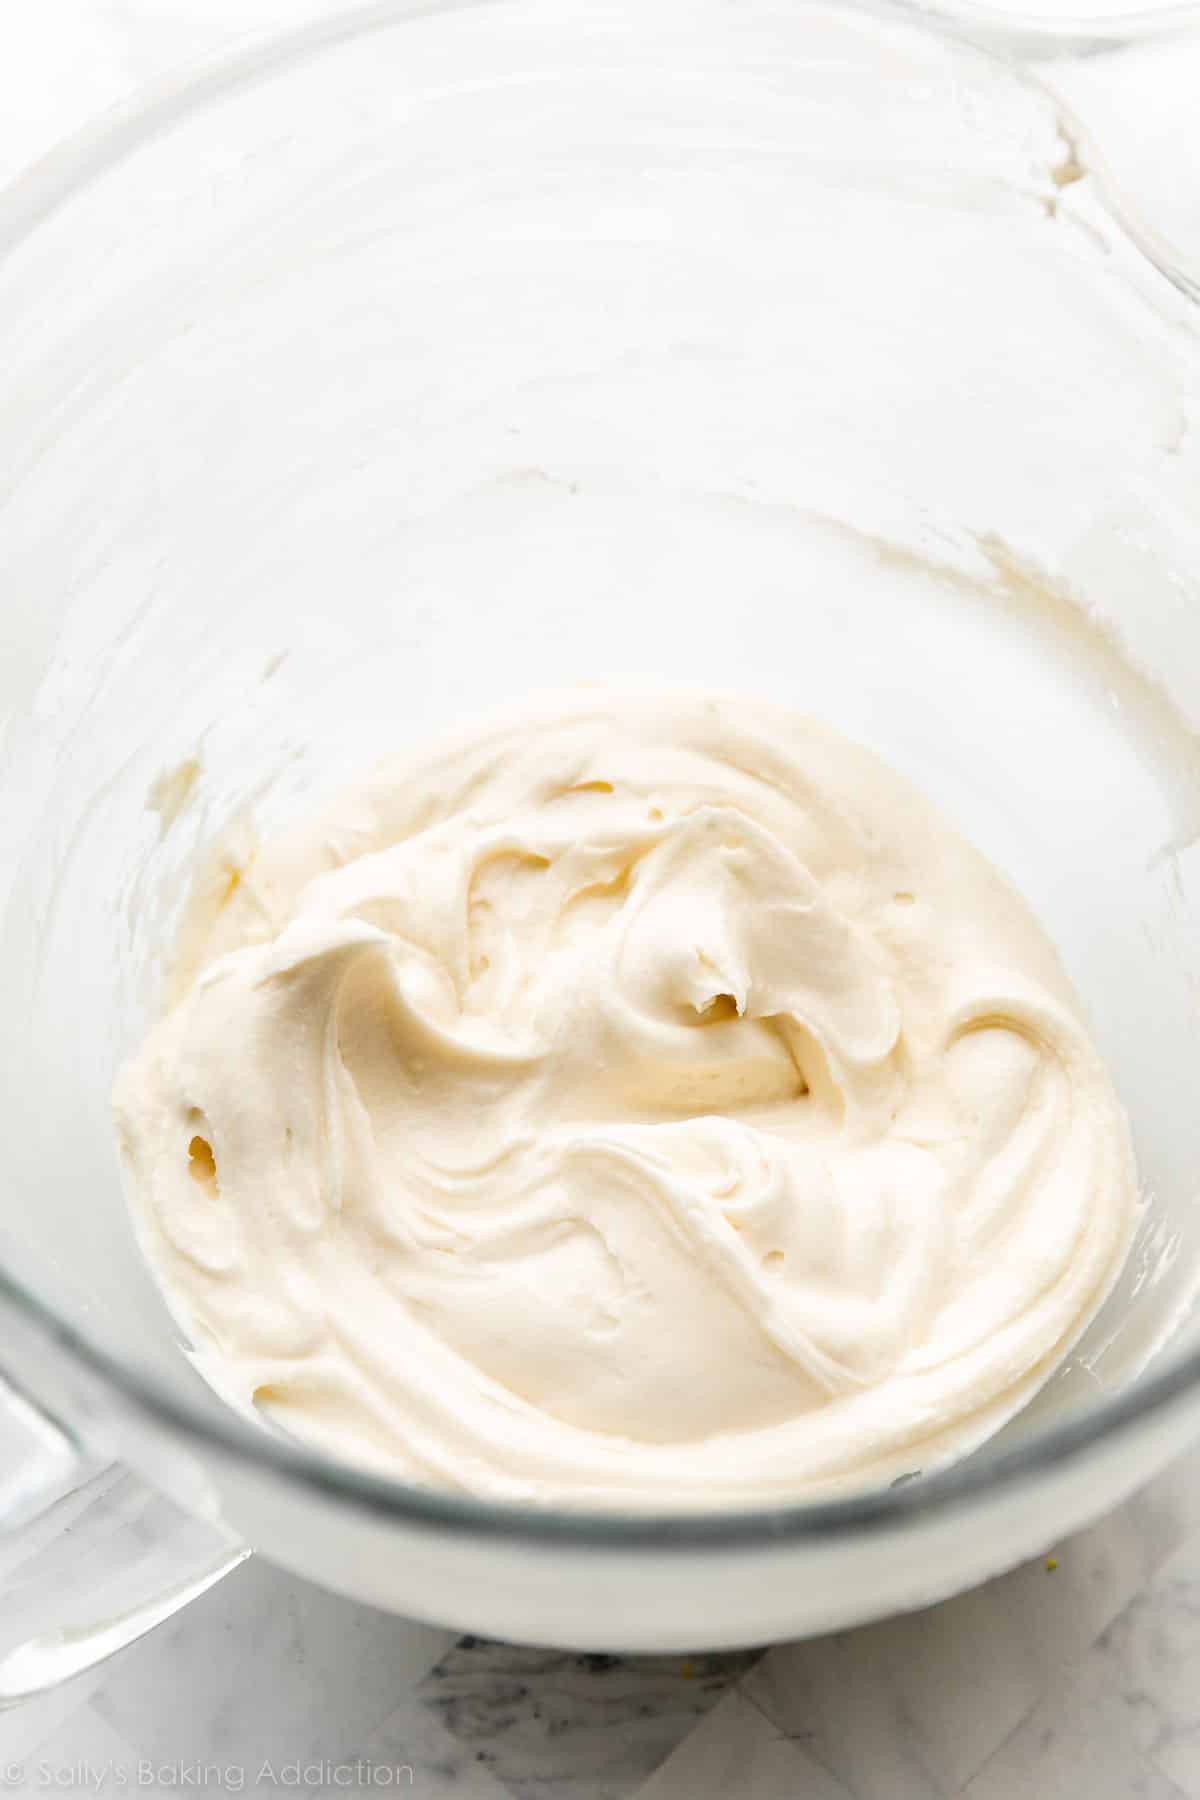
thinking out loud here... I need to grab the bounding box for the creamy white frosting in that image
[114,690,1138,1506]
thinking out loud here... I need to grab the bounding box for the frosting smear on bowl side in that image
[113,690,1138,1506]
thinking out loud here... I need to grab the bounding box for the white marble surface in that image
[2,5,1200,1797]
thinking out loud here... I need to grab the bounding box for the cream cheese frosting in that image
[113,690,1138,1506]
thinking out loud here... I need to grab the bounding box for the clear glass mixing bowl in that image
[2,0,1200,1684]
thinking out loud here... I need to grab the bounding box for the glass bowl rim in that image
[892,0,1200,59]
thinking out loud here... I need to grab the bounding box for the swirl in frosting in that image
[114,690,1138,1505]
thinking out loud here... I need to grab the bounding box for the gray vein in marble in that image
[960,1574,1194,1800]
[1080,1530,1200,1796]
[636,1688,853,1800]
[743,1444,1200,1800]
[416,1639,758,1800]
[319,1679,515,1800]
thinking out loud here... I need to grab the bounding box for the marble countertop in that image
[3,6,1200,1797]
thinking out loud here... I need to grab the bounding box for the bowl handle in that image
[0,1312,247,1706]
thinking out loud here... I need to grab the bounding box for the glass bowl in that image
[2,0,1200,1668]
